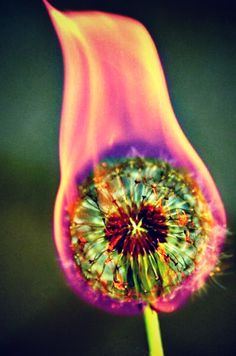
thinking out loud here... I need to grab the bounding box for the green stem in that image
[144,305,164,356]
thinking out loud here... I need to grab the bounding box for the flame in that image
[44,1,226,313]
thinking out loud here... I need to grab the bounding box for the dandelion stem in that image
[144,305,164,356]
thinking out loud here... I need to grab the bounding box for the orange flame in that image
[44,1,226,313]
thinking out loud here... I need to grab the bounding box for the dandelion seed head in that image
[69,157,215,310]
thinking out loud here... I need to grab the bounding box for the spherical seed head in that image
[69,157,213,310]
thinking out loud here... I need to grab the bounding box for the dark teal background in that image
[1,0,235,355]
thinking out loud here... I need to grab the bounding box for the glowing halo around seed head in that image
[44,1,227,314]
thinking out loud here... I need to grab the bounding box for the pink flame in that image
[44,1,226,314]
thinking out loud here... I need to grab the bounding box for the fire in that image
[44,1,226,314]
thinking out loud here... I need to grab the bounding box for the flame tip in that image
[43,0,60,16]
[42,0,50,9]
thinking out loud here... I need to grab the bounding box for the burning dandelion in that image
[44,1,226,354]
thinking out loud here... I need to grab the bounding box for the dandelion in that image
[44,1,226,354]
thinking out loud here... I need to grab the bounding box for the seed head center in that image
[129,217,147,237]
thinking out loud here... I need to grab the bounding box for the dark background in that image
[1,0,236,355]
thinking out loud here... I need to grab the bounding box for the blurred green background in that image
[1,0,235,355]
